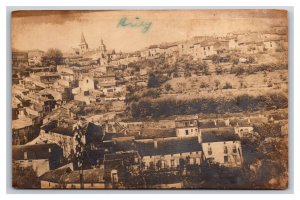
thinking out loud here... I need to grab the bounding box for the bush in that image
[223,82,233,89]
[130,93,288,118]
[147,72,169,88]
[215,65,223,75]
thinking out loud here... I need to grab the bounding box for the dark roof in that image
[103,132,126,141]
[40,167,72,182]
[229,119,252,127]
[201,131,240,143]
[85,122,103,144]
[127,128,176,139]
[136,137,202,156]
[104,152,137,165]
[12,143,60,160]
[199,120,227,129]
[111,140,136,152]
[51,126,74,137]
[63,168,104,183]
[40,167,105,183]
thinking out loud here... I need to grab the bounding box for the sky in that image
[11,10,288,53]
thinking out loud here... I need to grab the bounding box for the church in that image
[73,33,116,66]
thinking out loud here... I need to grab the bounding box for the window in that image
[224,146,228,154]
[208,147,212,155]
[24,152,27,159]
[224,156,228,163]
[191,129,193,132]
[208,47,210,50]
[185,130,189,135]
[162,161,166,168]
[171,160,175,167]
[233,146,237,153]
[86,79,88,83]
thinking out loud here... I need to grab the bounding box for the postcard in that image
[11,10,288,189]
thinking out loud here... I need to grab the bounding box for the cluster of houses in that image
[13,107,270,188]
[12,26,287,189]
[12,25,287,70]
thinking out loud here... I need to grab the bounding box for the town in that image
[12,24,288,189]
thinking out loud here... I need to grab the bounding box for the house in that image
[148,45,162,57]
[103,151,139,185]
[228,38,239,49]
[140,48,150,58]
[263,39,282,52]
[230,119,254,138]
[12,143,64,177]
[40,166,105,189]
[78,76,95,93]
[175,116,199,137]
[95,74,116,88]
[28,49,44,66]
[193,41,215,60]
[165,43,179,56]
[40,120,102,158]
[201,131,243,167]
[40,120,77,157]
[136,136,203,170]
[12,117,40,145]
[12,50,28,68]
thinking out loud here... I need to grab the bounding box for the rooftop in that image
[136,137,202,156]
[201,130,240,143]
[12,143,60,160]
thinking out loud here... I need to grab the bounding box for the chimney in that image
[225,119,230,126]
[154,139,158,149]
[197,130,202,143]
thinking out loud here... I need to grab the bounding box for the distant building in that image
[40,166,105,189]
[12,143,64,177]
[28,49,44,66]
[12,117,40,145]
[175,116,199,137]
[136,137,203,170]
[201,131,243,167]
[12,51,28,68]
[79,32,89,53]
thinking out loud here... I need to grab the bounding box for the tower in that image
[79,33,88,53]
[99,37,107,55]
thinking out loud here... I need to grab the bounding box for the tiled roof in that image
[12,143,60,160]
[201,131,240,143]
[136,137,202,156]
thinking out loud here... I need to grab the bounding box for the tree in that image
[223,82,233,89]
[215,65,223,75]
[147,72,169,88]
[42,48,63,66]
[164,83,172,91]
[214,80,221,89]
[212,54,221,64]
[13,166,40,189]
[247,56,255,64]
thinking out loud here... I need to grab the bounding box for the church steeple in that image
[99,37,107,53]
[81,33,87,44]
[79,32,88,53]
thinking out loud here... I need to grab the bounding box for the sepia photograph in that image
[11,10,288,190]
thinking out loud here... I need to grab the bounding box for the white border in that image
[1,1,298,199]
